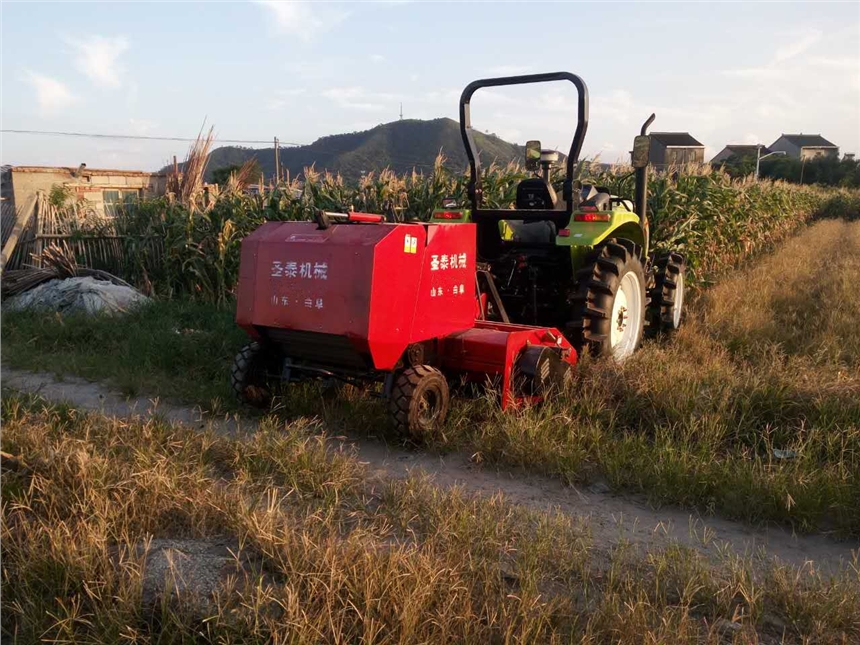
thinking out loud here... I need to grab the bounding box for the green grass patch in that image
[1,299,244,408]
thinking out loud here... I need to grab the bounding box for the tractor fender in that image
[557,218,645,255]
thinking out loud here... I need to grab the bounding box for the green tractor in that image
[432,71,686,360]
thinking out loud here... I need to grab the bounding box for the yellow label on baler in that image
[403,234,418,254]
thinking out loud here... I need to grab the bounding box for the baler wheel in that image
[645,252,686,336]
[231,342,277,408]
[390,365,450,439]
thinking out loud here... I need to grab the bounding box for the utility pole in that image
[274,137,280,184]
[399,103,403,120]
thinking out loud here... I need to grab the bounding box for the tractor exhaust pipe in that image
[633,113,656,249]
[634,113,655,222]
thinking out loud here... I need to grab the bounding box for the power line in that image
[1,128,485,171]
[1,128,305,146]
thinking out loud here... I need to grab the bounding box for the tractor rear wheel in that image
[231,342,279,408]
[646,252,686,336]
[390,365,450,440]
[567,240,647,361]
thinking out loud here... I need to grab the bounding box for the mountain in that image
[173,118,524,183]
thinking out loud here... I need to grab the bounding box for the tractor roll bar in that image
[459,71,589,215]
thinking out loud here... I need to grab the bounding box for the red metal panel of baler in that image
[440,321,577,409]
[236,221,425,367]
[237,221,376,337]
[236,220,479,371]
[365,224,432,369]
[410,224,477,340]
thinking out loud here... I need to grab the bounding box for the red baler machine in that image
[233,212,576,437]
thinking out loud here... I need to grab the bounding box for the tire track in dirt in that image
[3,366,857,574]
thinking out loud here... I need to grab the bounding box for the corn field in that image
[42,159,858,303]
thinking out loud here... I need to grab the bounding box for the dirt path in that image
[3,366,857,574]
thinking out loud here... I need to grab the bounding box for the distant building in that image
[2,165,169,270]
[648,132,705,168]
[6,165,168,217]
[710,144,770,164]
[768,134,839,160]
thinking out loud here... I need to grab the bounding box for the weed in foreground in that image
[2,393,858,643]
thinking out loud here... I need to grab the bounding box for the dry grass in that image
[3,392,858,643]
[166,125,215,211]
[442,219,860,533]
[703,218,860,371]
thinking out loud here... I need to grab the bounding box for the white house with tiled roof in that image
[768,134,839,160]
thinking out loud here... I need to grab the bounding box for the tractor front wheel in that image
[390,365,450,440]
[567,240,647,361]
[646,252,686,336]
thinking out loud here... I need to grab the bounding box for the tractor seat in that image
[516,178,558,210]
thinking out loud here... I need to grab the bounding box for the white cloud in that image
[24,71,78,116]
[773,29,823,63]
[755,102,788,119]
[256,0,346,41]
[486,65,533,76]
[322,86,400,112]
[721,29,831,83]
[472,88,524,107]
[126,80,139,108]
[67,35,129,88]
[594,142,618,161]
[590,89,635,125]
[266,87,307,110]
[703,27,858,154]
[721,67,787,80]
[422,88,459,104]
[128,118,158,135]
[370,54,385,63]
[809,56,860,70]
[491,127,522,143]
[285,58,341,80]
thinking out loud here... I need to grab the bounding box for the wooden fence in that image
[1,191,163,276]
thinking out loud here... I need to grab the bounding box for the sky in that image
[2,1,859,171]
